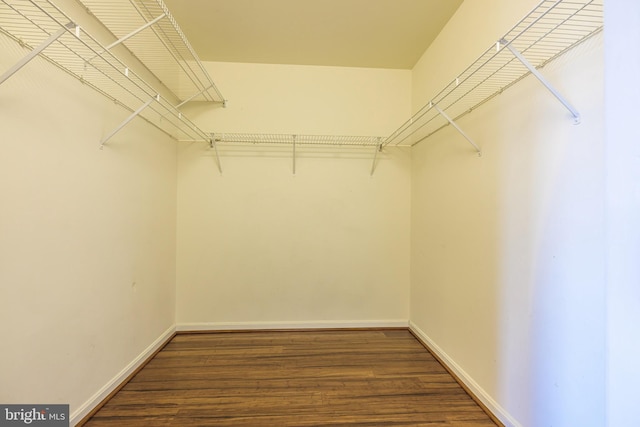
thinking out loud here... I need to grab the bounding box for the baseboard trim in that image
[71,325,176,426]
[67,321,516,426]
[408,321,520,427]
[176,319,409,332]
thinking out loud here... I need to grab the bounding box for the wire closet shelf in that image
[78,0,224,104]
[0,0,603,150]
[383,0,604,148]
[211,133,385,148]
[0,0,212,143]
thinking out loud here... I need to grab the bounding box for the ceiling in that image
[163,0,463,70]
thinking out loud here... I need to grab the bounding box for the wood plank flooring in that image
[83,330,497,426]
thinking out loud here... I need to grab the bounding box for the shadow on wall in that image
[496,35,605,426]
[410,33,605,427]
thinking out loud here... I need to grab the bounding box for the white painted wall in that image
[410,1,605,426]
[604,2,640,426]
[0,33,177,421]
[183,61,411,136]
[176,63,411,328]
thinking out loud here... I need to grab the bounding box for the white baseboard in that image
[70,324,176,426]
[408,321,521,427]
[176,319,408,332]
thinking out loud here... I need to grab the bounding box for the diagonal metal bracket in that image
[176,85,216,108]
[209,136,222,174]
[90,13,166,61]
[431,102,482,156]
[370,138,383,176]
[0,22,75,86]
[500,38,581,124]
[100,95,158,147]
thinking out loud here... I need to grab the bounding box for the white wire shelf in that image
[212,133,385,148]
[1,0,604,158]
[0,0,210,143]
[208,133,387,175]
[79,0,224,104]
[383,0,604,148]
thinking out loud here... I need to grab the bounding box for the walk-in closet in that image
[2,0,637,426]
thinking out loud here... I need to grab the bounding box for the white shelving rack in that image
[0,0,220,145]
[383,0,604,152]
[212,133,384,148]
[1,0,604,172]
[209,133,387,175]
[78,0,225,105]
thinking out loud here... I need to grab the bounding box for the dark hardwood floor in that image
[83,330,498,426]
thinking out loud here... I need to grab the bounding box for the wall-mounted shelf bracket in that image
[431,102,482,156]
[370,138,383,176]
[292,134,297,175]
[100,94,158,147]
[176,84,215,108]
[209,137,222,174]
[499,38,581,124]
[0,21,75,86]
[98,13,166,57]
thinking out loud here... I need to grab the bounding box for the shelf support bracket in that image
[500,38,581,124]
[100,95,158,147]
[370,138,382,176]
[175,84,214,108]
[292,134,297,175]
[103,14,166,54]
[431,102,482,155]
[87,14,166,63]
[209,136,222,174]
[0,22,75,86]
